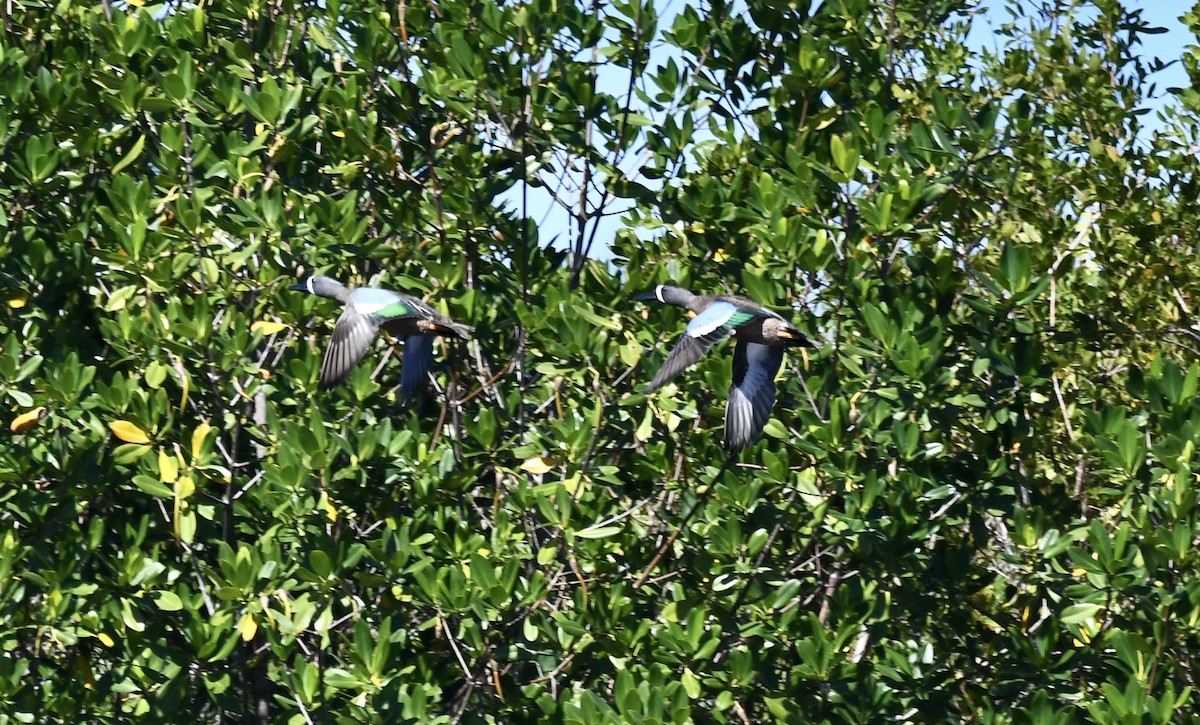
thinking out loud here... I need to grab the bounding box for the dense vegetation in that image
[3,0,1200,721]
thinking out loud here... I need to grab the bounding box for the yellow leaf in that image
[174,475,195,500]
[239,612,258,641]
[519,456,554,474]
[7,297,27,309]
[97,632,115,648]
[251,320,288,335]
[109,420,151,444]
[159,449,179,484]
[318,490,338,522]
[10,406,45,433]
[125,0,144,6]
[331,129,346,138]
[191,422,211,461]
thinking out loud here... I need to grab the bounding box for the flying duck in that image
[290,275,472,394]
[636,284,812,451]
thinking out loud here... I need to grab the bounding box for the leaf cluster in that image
[2,0,1200,722]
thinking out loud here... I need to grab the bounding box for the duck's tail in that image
[437,319,474,339]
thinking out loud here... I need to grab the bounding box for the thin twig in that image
[1052,373,1075,441]
[439,613,473,683]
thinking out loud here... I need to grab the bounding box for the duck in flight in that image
[636,284,812,451]
[290,275,472,395]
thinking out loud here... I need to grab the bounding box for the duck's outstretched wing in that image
[724,341,784,451]
[645,301,758,392]
[321,307,380,388]
[398,334,435,398]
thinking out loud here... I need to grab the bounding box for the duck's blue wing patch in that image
[686,301,756,338]
[349,288,406,316]
[685,301,736,337]
[645,301,757,393]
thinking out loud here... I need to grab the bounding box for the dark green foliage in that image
[2,0,1199,721]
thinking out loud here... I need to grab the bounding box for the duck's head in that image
[634,284,694,306]
[289,275,348,300]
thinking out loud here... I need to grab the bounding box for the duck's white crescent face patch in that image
[655,284,666,303]
[306,277,317,294]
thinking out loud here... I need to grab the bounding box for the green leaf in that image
[681,667,700,699]
[155,591,184,611]
[830,134,859,179]
[861,303,893,347]
[999,243,1032,295]
[132,475,173,498]
[1061,602,1103,625]
[574,525,622,539]
[772,579,802,610]
[111,134,147,176]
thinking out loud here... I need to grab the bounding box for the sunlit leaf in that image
[318,490,338,522]
[239,612,258,641]
[9,406,45,433]
[111,134,147,175]
[251,320,289,335]
[681,667,700,699]
[109,420,151,444]
[159,449,179,484]
[155,591,184,611]
[575,524,622,539]
[520,456,554,474]
[191,422,211,461]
